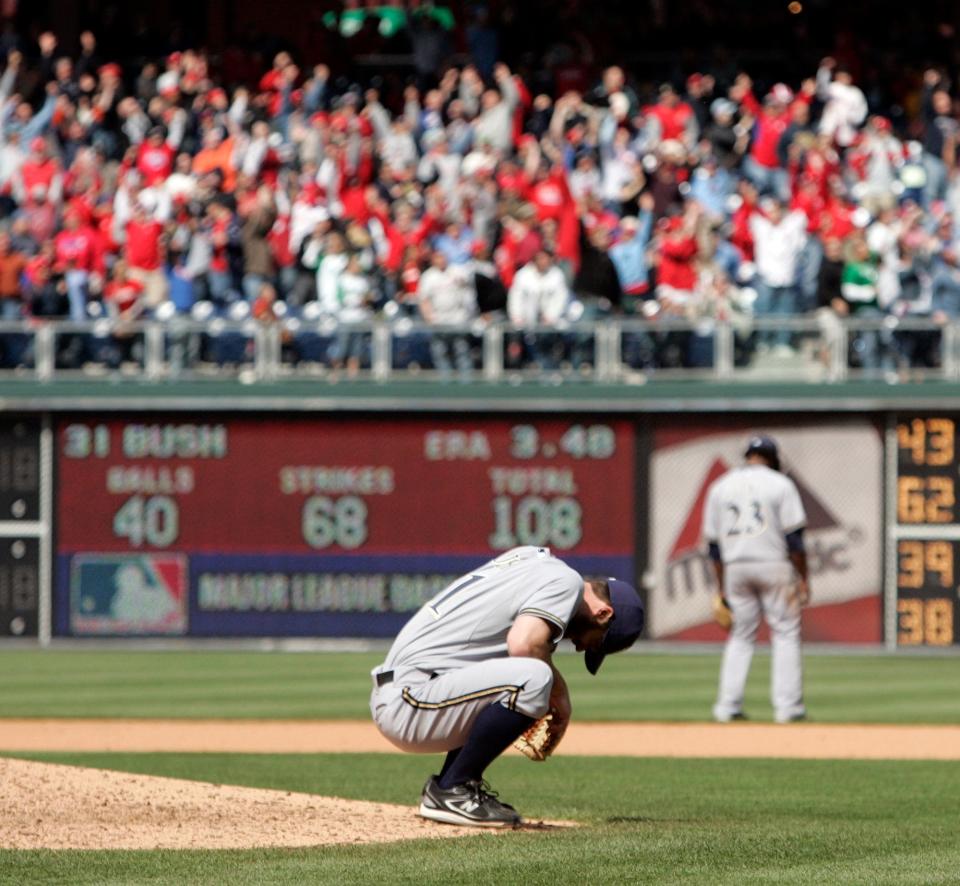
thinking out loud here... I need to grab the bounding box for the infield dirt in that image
[0,757,513,850]
[3,720,958,851]
[2,719,960,758]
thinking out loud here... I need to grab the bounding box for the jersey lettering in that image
[725,501,766,537]
[427,574,483,618]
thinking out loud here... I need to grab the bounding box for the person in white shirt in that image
[858,117,903,208]
[507,249,570,368]
[329,252,375,375]
[472,64,520,154]
[417,249,477,375]
[749,198,808,350]
[302,231,349,313]
[816,58,868,148]
[568,152,602,205]
[866,204,903,309]
[703,435,810,724]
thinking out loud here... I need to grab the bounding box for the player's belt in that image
[375,670,395,687]
[375,669,439,687]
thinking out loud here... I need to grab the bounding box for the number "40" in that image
[113,495,179,547]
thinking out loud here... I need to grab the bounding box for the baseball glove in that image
[513,710,567,761]
[712,592,733,630]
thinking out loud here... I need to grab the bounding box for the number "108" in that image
[489,495,582,550]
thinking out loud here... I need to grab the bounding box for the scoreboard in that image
[55,417,637,637]
[894,416,960,646]
[0,408,932,645]
[0,419,43,637]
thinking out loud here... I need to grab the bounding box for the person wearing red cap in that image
[684,72,716,132]
[734,73,814,202]
[654,205,700,309]
[124,199,168,308]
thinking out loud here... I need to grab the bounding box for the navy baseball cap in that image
[744,434,780,470]
[585,579,645,675]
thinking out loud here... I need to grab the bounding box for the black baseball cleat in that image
[419,775,523,828]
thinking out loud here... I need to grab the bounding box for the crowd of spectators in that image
[1,21,960,374]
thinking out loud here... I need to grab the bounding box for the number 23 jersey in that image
[703,464,806,563]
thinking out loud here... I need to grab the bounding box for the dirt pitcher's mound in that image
[0,758,552,850]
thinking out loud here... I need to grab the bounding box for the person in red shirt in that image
[54,208,103,320]
[495,213,543,288]
[104,259,146,320]
[135,127,175,187]
[197,200,236,304]
[371,201,437,275]
[730,180,760,261]
[124,200,168,308]
[268,211,296,299]
[258,52,296,120]
[734,74,814,202]
[103,259,147,366]
[645,84,697,150]
[16,138,62,208]
[654,205,702,311]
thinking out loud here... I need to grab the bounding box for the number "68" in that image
[302,495,368,549]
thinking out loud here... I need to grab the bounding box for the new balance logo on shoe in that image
[418,776,522,828]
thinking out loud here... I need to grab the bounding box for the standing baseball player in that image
[703,435,810,724]
[370,545,645,827]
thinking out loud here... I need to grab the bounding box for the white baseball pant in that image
[370,657,553,754]
[713,561,806,723]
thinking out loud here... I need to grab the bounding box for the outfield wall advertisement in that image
[648,422,883,643]
[54,416,636,637]
[45,414,888,642]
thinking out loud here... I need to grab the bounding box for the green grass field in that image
[1,649,959,722]
[4,753,960,884]
[2,649,959,884]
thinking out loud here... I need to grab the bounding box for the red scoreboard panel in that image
[55,417,637,637]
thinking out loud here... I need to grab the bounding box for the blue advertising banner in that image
[56,553,634,637]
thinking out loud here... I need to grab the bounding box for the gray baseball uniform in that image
[703,462,807,723]
[370,546,583,753]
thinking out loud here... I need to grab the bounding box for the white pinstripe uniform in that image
[370,546,582,754]
[703,463,807,723]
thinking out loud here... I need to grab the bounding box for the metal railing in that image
[0,314,954,382]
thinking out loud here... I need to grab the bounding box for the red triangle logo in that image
[788,469,840,532]
[669,457,730,560]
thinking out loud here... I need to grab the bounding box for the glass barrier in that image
[0,316,954,382]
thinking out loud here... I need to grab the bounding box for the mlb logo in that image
[70,554,188,636]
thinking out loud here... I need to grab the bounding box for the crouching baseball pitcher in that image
[370,545,644,827]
